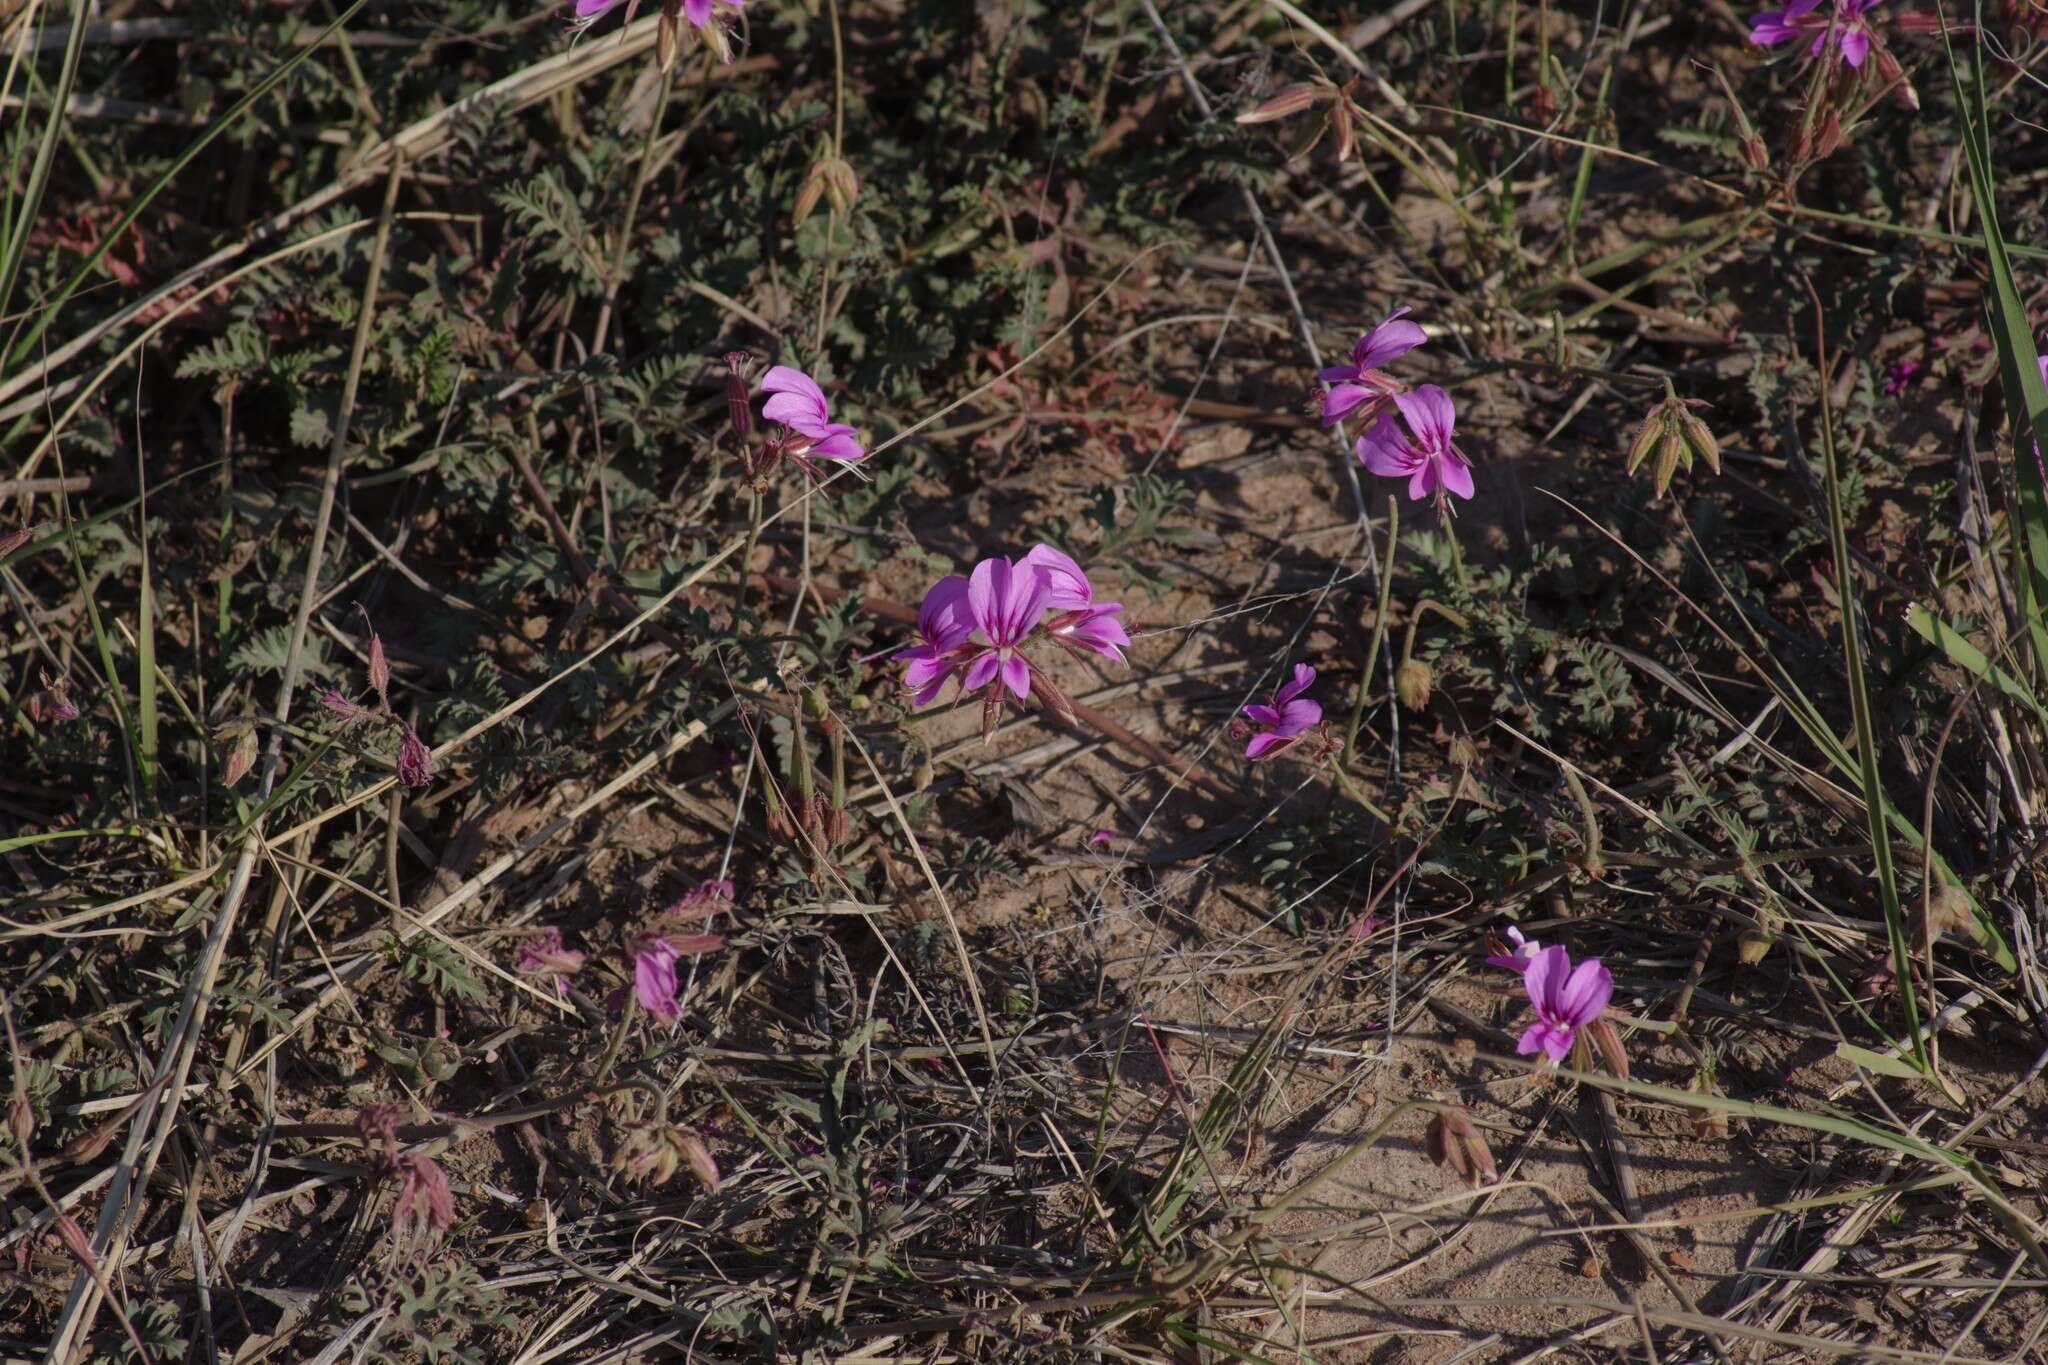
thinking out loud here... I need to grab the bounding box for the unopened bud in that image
[1872,45,1917,110]
[724,351,753,444]
[1626,414,1664,476]
[803,684,830,722]
[656,3,680,73]
[361,625,390,712]
[397,728,433,789]
[1678,411,1721,475]
[1394,659,1433,711]
[1922,881,1984,946]
[1742,134,1771,172]
[6,1091,33,1147]
[1235,82,1322,125]
[1425,1107,1497,1187]
[0,525,35,560]
[1653,427,1685,498]
[1813,109,1844,160]
[912,757,934,791]
[1585,1017,1629,1081]
[678,1130,721,1192]
[821,157,858,216]
[1736,929,1774,965]
[321,689,368,727]
[422,1038,462,1083]
[219,721,259,787]
[793,164,827,228]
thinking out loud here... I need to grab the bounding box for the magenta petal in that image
[1356,413,1416,478]
[634,941,681,1020]
[1024,543,1093,611]
[683,0,713,23]
[1439,450,1476,501]
[1396,384,1457,448]
[1558,959,1614,1026]
[1277,698,1322,734]
[1516,1022,1553,1057]
[962,650,1001,694]
[810,431,866,461]
[1243,703,1282,728]
[1542,1027,1574,1062]
[1522,945,1569,1015]
[1838,28,1868,66]
[1316,364,1360,384]
[1352,310,1428,370]
[999,654,1032,700]
[1321,383,1372,427]
[1244,731,1286,759]
[1275,662,1316,706]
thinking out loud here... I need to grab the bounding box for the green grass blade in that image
[1904,603,2048,725]
[3,0,375,375]
[1940,4,2048,682]
[0,0,91,343]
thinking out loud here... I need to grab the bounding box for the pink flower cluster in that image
[1322,308,1474,508]
[898,545,1128,715]
[515,879,732,1021]
[1487,926,1613,1064]
[1239,662,1323,761]
[1748,0,1883,69]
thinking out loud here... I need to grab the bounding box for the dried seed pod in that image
[1394,658,1434,711]
[1425,1107,1497,1187]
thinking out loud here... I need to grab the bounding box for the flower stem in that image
[1340,496,1400,775]
[737,487,764,617]
[595,990,638,1087]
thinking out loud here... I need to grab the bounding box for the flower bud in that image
[366,624,390,710]
[1394,659,1433,711]
[1626,413,1664,476]
[219,721,259,787]
[422,1038,462,1083]
[1742,134,1771,172]
[1235,82,1323,125]
[1425,1107,1497,1187]
[656,1,680,73]
[793,163,828,228]
[677,1130,721,1192]
[912,757,934,791]
[1653,427,1686,498]
[1585,1017,1629,1080]
[803,684,830,722]
[397,728,433,789]
[7,1091,34,1147]
[1736,929,1774,965]
[1813,109,1844,160]
[821,157,859,216]
[1678,411,1721,475]
[321,689,369,727]
[0,525,35,560]
[723,350,753,445]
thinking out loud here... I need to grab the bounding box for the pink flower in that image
[517,927,586,998]
[1749,0,1883,69]
[1087,829,1115,848]
[568,0,624,33]
[1884,359,1921,395]
[633,936,682,1020]
[1484,925,1542,973]
[1022,543,1130,664]
[1515,945,1613,1064]
[675,878,735,909]
[1243,663,1322,760]
[392,1153,454,1233]
[962,556,1053,701]
[680,0,744,24]
[1356,385,1475,504]
[1317,307,1427,427]
[759,366,865,463]
[896,574,975,705]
